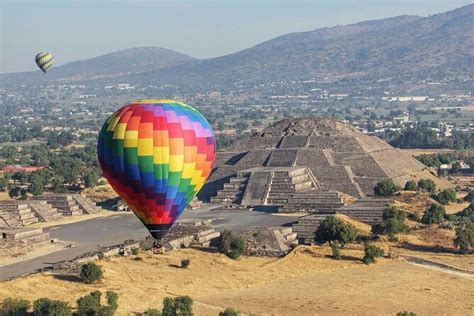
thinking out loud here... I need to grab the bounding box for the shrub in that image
[374,179,397,197]
[80,262,103,284]
[76,290,118,316]
[218,230,246,259]
[397,311,417,316]
[32,298,71,316]
[218,230,233,254]
[0,298,30,316]
[76,291,102,315]
[456,203,474,221]
[363,243,385,264]
[229,237,246,259]
[435,189,457,205]
[422,204,446,225]
[131,247,140,256]
[465,191,474,203]
[417,179,436,193]
[162,296,193,316]
[454,219,473,254]
[145,308,162,316]
[181,259,190,269]
[219,307,239,316]
[315,216,358,248]
[404,180,417,191]
[408,210,421,222]
[373,206,409,239]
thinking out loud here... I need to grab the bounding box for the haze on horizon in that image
[1,0,471,74]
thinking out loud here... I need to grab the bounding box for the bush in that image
[374,179,397,197]
[408,210,421,222]
[404,180,417,191]
[0,298,30,316]
[315,216,358,248]
[454,219,473,254]
[464,191,474,202]
[218,230,246,259]
[219,307,239,316]
[131,247,140,255]
[372,206,409,239]
[422,204,446,225]
[76,291,102,315]
[76,290,118,316]
[435,189,457,205]
[145,308,162,316]
[362,243,385,264]
[32,298,71,316]
[162,296,193,316]
[417,179,436,193]
[181,259,190,269]
[456,203,473,221]
[80,262,103,284]
[397,311,417,316]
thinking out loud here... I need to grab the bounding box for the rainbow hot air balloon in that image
[98,99,216,239]
[35,52,54,73]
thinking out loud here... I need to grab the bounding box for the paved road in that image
[0,206,296,281]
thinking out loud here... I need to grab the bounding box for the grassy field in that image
[1,246,473,315]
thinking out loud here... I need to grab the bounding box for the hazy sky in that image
[1,0,471,73]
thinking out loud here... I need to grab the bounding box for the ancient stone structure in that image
[239,227,298,256]
[32,194,101,216]
[0,227,52,258]
[203,118,424,203]
[0,202,39,227]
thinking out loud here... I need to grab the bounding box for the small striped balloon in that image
[35,52,54,73]
[98,99,216,239]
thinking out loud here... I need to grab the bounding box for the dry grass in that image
[409,169,454,191]
[1,247,473,315]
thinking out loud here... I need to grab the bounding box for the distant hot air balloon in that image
[35,52,54,73]
[98,99,216,239]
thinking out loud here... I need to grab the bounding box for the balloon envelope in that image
[98,99,216,239]
[35,52,54,73]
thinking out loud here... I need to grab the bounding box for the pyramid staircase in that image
[0,203,38,226]
[72,194,101,214]
[0,209,21,228]
[33,195,82,216]
[266,168,314,205]
[28,201,62,222]
[278,190,344,213]
[210,171,250,204]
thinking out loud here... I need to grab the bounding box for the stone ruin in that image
[0,227,53,259]
[0,194,102,229]
[238,227,298,257]
[201,118,425,242]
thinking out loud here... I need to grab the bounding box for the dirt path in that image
[401,256,474,280]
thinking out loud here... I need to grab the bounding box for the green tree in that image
[456,203,473,221]
[32,298,71,316]
[0,298,30,316]
[29,174,45,196]
[362,243,385,264]
[162,296,193,316]
[435,190,457,205]
[404,180,417,191]
[374,179,397,197]
[397,311,417,316]
[464,191,474,203]
[454,219,473,254]
[417,179,436,193]
[314,216,358,248]
[218,230,246,259]
[80,262,103,284]
[76,291,102,315]
[422,204,446,225]
[181,259,190,269]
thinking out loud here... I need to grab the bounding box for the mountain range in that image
[2,4,473,88]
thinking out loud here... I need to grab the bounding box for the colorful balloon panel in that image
[98,99,216,239]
